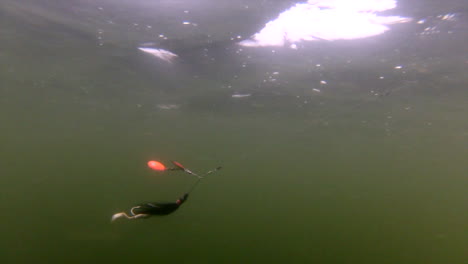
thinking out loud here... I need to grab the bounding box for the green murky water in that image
[1,1,467,263]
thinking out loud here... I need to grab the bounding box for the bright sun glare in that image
[239,0,411,47]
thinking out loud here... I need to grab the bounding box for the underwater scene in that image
[1,0,467,263]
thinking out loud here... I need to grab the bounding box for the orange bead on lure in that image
[147,160,166,171]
